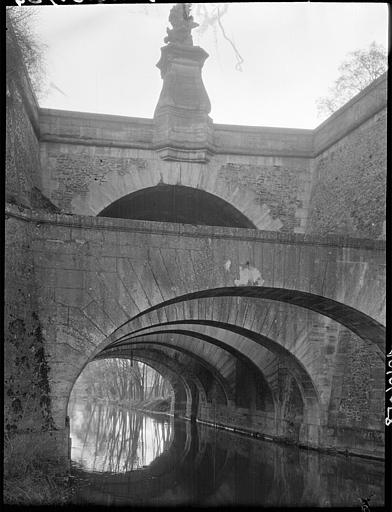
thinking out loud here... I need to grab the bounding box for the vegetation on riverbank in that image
[4,359,173,505]
[131,396,172,414]
[3,432,71,506]
[72,358,173,404]
[78,396,173,414]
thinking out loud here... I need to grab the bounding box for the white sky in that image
[31,2,388,129]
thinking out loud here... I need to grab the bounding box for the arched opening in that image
[119,286,385,353]
[69,358,174,410]
[67,358,175,473]
[97,184,256,229]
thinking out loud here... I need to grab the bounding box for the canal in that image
[68,399,384,507]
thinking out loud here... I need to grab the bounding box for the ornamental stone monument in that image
[153,4,214,162]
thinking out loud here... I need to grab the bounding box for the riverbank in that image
[129,397,172,414]
[3,433,73,506]
[4,399,172,505]
[82,396,172,414]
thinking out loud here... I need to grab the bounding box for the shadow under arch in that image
[100,347,213,413]
[111,286,385,355]
[93,350,201,419]
[109,321,321,425]
[97,184,257,229]
[105,332,276,413]
[72,418,236,505]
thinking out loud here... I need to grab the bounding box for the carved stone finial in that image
[164,3,199,46]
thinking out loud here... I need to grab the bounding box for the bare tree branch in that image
[316,41,387,117]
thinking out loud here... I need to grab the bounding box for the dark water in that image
[68,399,384,507]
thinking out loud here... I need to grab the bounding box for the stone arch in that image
[98,184,256,229]
[106,292,383,431]
[48,278,384,458]
[92,349,201,419]
[71,160,271,229]
[111,320,321,424]
[102,345,221,418]
[102,339,232,406]
[112,286,385,354]
[108,331,276,413]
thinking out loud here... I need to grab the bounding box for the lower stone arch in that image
[111,320,320,412]
[106,320,320,445]
[104,340,232,406]
[92,350,201,420]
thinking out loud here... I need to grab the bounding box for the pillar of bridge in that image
[153,3,214,163]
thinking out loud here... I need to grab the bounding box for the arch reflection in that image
[68,400,174,473]
[69,398,384,507]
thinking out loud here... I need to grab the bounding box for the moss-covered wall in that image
[6,42,60,213]
[4,216,55,434]
[6,51,41,206]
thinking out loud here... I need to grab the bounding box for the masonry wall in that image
[5,42,71,473]
[37,75,386,238]
[5,207,385,457]
[6,45,61,214]
[38,109,313,233]
[4,214,70,470]
[6,73,41,207]
[306,74,387,239]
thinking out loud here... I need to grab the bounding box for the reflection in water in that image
[69,399,173,473]
[69,399,384,507]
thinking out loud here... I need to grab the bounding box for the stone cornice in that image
[37,72,386,160]
[5,204,386,251]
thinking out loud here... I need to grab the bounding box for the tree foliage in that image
[316,42,387,117]
[6,6,46,98]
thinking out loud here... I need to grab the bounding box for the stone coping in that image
[39,107,154,125]
[37,72,386,158]
[5,204,386,250]
[213,123,313,135]
[314,72,387,134]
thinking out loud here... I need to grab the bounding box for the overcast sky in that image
[31,2,388,129]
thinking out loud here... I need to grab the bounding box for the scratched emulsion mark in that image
[228,261,265,286]
[15,0,157,6]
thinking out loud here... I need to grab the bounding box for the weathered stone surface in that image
[154,43,213,162]
[5,30,386,471]
[6,78,41,208]
[4,217,56,438]
[4,207,385,459]
[37,75,386,237]
[307,78,386,239]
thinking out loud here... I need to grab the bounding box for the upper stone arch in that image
[68,156,279,230]
[98,184,256,229]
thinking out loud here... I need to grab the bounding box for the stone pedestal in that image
[153,43,214,162]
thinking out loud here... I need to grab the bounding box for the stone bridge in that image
[5,8,386,473]
[6,206,385,462]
